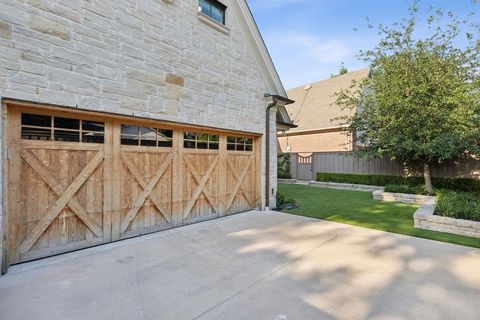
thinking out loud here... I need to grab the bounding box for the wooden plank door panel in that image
[17,147,105,262]
[117,149,174,239]
[225,153,255,215]
[181,152,220,225]
[5,107,112,265]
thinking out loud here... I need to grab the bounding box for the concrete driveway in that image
[1,211,479,320]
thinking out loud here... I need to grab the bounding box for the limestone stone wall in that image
[0,0,279,271]
[0,0,269,131]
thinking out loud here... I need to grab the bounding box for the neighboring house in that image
[278,68,370,153]
[0,0,294,273]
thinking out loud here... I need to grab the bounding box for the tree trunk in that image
[423,161,433,194]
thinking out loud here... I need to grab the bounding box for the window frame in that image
[183,131,219,150]
[227,136,254,152]
[199,0,226,25]
[120,124,173,148]
[20,112,105,144]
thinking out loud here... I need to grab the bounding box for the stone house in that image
[0,0,294,272]
[278,68,369,153]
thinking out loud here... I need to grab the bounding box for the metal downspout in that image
[265,96,278,210]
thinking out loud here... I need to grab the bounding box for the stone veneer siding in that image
[0,0,279,271]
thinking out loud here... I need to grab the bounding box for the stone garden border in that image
[372,190,480,239]
[278,179,384,192]
[372,190,433,204]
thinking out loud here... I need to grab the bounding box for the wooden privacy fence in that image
[289,152,480,181]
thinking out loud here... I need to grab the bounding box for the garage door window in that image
[184,131,219,149]
[21,113,105,143]
[121,125,173,147]
[227,136,253,151]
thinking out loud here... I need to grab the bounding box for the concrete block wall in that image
[0,0,279,270]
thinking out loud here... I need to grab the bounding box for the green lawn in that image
[278,184,480,248]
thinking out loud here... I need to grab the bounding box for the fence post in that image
[311,153,316,180]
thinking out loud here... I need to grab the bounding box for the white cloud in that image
[275,32,352,63]
[260,31,370,88]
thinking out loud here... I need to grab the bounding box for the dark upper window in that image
[21,113,105,144]
[121,125,173,147]
[199,0,226,25]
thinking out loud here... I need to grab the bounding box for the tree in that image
[336,1,480,193]
[338,62,348,75]
[331,62,348,77]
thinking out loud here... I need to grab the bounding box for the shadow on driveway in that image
[1,211,479,320]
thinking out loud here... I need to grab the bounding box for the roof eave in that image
[272,95,295,105]
[276,121,298,130]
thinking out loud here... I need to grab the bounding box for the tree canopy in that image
[337,1,480,192]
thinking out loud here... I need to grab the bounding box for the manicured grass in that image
[278,184,480,248]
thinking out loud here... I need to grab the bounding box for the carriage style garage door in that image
[4,102,260,266]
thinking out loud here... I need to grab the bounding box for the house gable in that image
[229,1,292,125]
[230,1,287,97]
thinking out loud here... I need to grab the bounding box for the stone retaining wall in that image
[372,190,433,204]
[414,200,480,239]
[373,190,480,239]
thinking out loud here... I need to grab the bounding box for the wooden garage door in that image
[181,132,222,225]
[5,105,259,266]
[114,121,175,240]
[225,136,256,215]
[6,109,111,263]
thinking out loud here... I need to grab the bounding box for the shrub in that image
[316,172,420,186]
[384,184,410,193]
[276,191,286,206]
[277,153,292,179]
[316,172,480,192]
[384,184,430,195]
[435,191,480,222]
[385,184,435,195]
[275,191,298,209]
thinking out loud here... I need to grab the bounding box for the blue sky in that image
[247,0,477,89]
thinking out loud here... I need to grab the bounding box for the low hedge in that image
[384,184,430,195]
[316,172,421,186]
[316,172,480,192]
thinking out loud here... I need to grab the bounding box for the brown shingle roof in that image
[286,68,370,132]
